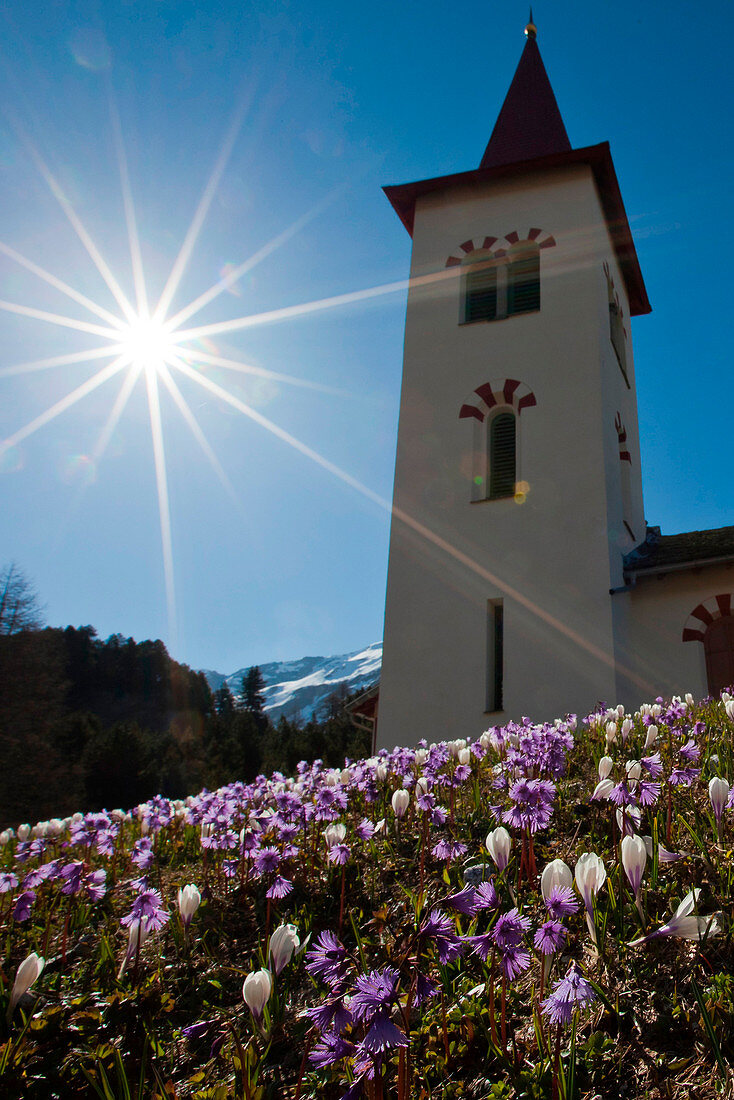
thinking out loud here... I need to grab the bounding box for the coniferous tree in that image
[241,666,268,732]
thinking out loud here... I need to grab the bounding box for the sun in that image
[0,100,408,653]
[119,314,178,373]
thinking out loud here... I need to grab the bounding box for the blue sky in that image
[0,1,731,675]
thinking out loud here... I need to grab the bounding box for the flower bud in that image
[243,968,272,1018]
[391,790,410,819]
[540,858,573,900]
[177,884,201,928]
[8,952,44,1017]
[486,826,511,872]
[268,923,300,975]
[324,823,347,848]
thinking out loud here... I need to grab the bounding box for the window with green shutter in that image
[488,412,516,499]
[463,254,498,323]
[507,245,540,315]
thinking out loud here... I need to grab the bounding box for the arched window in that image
[704,617,734,696]
[462,251,498,323]
[461,244,540,324]
[488,411,516,499]
[507,243,540,315]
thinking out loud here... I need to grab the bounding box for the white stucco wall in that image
[615,566,734,705]
[378,164,646,749]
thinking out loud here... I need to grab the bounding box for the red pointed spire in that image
[480,20,571,169]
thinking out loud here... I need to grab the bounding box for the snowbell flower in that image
[575,853,606,944]
[629,889,722,946]
[541,960,596,1024]
[269,923,301,975]
[243,968,272,1019]
[621,834,646,915]
[391,789,410,819]
[7,952,44,1019]
[708,776,730,840]
[177,884,201,929]
[486,826,511,872]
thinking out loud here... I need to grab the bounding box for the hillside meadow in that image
[1,692,734,1098]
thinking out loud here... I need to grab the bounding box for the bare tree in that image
[0,563,44,634]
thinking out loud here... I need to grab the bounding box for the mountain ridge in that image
[200,641,382,724]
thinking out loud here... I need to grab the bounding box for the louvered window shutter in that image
[464,262,498,322]
[507,248,540,315]
[489,413,516,499]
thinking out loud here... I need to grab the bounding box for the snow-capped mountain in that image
[200,642,382,725]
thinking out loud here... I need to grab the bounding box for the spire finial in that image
[525,8,537,39]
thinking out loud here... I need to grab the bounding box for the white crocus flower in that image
[486,826,511,872]
[644,725,658,750]
[575,852,607,944]
[616,805,641,836]
[540,858,573,900]
[177,884,201,929]
[243,968,272,1018]
[621,834,646,917]
[391,789,410,819]
[642,835,686,862]
[598,756,613,780]
[630,889,722,946]
[8,952,44,1019]
[268,923,300,975]
[708,777,730,840]
[324,823,347,848]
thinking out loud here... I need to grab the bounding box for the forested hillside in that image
[0,626,370,825]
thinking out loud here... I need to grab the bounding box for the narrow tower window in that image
[507,243,540,315]
[488,412,516,499]
[487,599,504,712]
[463,253,498,323]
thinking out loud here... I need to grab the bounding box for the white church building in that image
[374,18,734,750]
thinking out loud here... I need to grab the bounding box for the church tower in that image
[377,19,651,749]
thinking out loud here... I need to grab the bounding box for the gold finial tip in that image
[524,20,537,40]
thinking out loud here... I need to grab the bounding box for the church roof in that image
[383,25,651,317]
[480,27,571,169]
[624,525,734,577]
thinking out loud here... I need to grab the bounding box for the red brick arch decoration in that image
[682,595,734,643]
[459,379,537,422]
[445,228,556,268]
